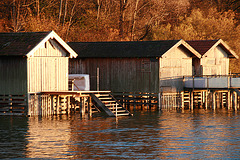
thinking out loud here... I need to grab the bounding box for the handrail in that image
[109,93,132,116]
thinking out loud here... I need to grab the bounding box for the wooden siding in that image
[69,58,159,93]
[28,57,68,92]
[0,57,27,95]
[28,38,69,93]
[33,39,68,57]
[159,46,193,93]
[201,46,229,75]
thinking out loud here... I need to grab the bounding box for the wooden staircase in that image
[90,93,132,117]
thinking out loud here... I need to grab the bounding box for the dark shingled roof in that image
[0,31,50,56]
[68,40,181,58]
[186,40,219,56]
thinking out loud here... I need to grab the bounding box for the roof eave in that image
[26,31,78,58]
[165,39,201,58]
[204,39,239,59]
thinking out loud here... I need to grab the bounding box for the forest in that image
[1,0,240,72]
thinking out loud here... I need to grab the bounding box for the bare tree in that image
[11,0,22,32]
[119,0,128,39]
[59,0,63,23]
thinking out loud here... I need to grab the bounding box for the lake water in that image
[1,108,240,159]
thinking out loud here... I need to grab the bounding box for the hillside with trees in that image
[0,0,240,72]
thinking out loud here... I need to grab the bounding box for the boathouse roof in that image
[187,39,239,59]
[0,31,78,58]
[68,40,201,58]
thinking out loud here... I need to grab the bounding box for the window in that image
[141,59,151,72]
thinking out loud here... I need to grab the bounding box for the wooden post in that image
[213,91,216,110]
[205,90,208,109]
[88,96,92,117]
[216,92,219,109]
[67,96,71,114]
[190,91,194,110]
[97,67,100,91]
[158,92,161,110]
[181,91,184,109]
[228,91,231,110]
[234,92,237,111]
[71,80,74,91]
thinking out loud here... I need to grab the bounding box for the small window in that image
[141,60,151,72]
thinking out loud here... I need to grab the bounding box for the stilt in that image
[216,92,220,109]
[212,91,216,110]
[228,91,231,110]
[234,92,238,111]
[88,96,92,117]
[181,91,184,109]
[190,91,194,110]
[205,90,208,109]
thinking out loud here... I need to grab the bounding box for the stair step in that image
[102,100,116,103]
[105,103,119,106]
[108,106,122,109]
[115,113,131,116]
[95,94,110,97]
[98,97,112,100]
[112,110,127,113]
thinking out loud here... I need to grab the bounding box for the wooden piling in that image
[212,91,216,110]
[190,91,194,110]
[234,92,237,111]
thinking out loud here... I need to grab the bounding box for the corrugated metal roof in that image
[68,40,181,58]
[0,31,50,56]
[186,40,218,56]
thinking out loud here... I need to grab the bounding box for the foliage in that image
[151,8,240,73]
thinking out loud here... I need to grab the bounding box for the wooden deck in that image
[182,75,240,110]
[27,91,132,117]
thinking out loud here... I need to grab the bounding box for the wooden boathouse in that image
[182,40,240,110]
[187,39,239,76]
[0,31,78,115]
[1,31,240,115]
[68,40,201,107]
[68,39,240,110]
[0,31,132,117]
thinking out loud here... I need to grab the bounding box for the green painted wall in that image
[0,57,27,95]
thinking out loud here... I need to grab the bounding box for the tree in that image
[151,8,240,72]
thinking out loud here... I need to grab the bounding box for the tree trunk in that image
[65,0,77,41]
[59,0,63,23]
[36,0,40,19]
[119,0,127,39]
[63,0,68,26]
[97,0,101,27]
[131,0,139,41]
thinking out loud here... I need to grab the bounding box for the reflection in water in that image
[1,109,240,159]
[0,116,28,158]
[25,116,72,159]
